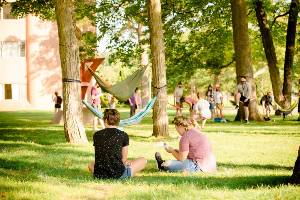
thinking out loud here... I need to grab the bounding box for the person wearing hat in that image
[235,76,252,123]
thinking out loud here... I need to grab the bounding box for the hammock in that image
[277,101,298,118]
[88,66,147,101]
[82,96,156,127]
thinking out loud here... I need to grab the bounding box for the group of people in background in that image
[173,76,292,126]
[173,81,225,129]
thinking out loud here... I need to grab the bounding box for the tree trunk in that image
[231,0,263,121]
[289,146,300,184]
[148,0,169,137]
[137,23,151,107]
[254,0,284,106]
[282,0,299,107]
[254,0,299,109]
[55,0,88,144]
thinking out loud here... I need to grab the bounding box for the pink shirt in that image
[179,128,216,172]
[91,86,100,106]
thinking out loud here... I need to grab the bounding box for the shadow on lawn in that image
[132,174,290,190]
[218,162,293,171]
[0,158,91,182]
[0,128,66,145]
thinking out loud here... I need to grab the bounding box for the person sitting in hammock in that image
[88,109,147,179]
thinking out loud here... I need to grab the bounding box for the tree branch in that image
[270,11,290,30]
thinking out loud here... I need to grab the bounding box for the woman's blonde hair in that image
[172,116,199,129]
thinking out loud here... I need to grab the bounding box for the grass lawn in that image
[0,109,299,199]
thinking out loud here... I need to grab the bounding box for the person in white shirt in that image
[213,84,224,119]
[194,92,211,129]
[174,82,184,116]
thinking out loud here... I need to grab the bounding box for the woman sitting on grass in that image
[88,109,147,179]
[155,116,216,173]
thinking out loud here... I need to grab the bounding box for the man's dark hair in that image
[103,109,120,126]
[240,76,247,79]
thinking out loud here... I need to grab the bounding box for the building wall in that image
[0,14,62,110]
[27,16,62,109]
[0,18,28,109]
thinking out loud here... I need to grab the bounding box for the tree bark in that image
[55,0,88,144]
[137,23,151,107]
[254,0,299,109]
[282,0,299,107]
[254,0,284,106]
[231,0,263,121]
[289,146,300,184]
[148,0,169,137]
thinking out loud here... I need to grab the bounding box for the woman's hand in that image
[165,146,174,153]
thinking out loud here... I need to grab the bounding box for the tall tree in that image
[9,0,88,143]
[231,0,262,121]
[289,146,300,184]
[137,23,151,107]
[55,0,87,144]
[254,0,299,108]
[148,0,168,136]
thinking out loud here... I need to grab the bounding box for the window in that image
[1,4,17,19]
[0,41,25,57]
[20,41,25,57]
[4,84,12,100]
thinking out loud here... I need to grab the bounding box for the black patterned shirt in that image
[93,128,129,179]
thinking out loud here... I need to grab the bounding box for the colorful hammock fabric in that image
[82,96,156,127]
[277,101,298,119]
[88,66,147,101]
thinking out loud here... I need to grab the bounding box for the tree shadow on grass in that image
[0,128,66,145]
[132,174,289,190]
[0,111,53,127]
[0,157,92,183]
[218,162,293,171]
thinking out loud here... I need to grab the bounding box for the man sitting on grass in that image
[88,109,147,179]
[155,116,217,174]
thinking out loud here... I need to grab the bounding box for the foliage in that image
[0,111,299,199]
[4,0,299,93]
[10,0,55,20]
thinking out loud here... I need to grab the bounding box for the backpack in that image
[56,96,62,105]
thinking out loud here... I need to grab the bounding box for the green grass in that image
[0,109,299,199]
